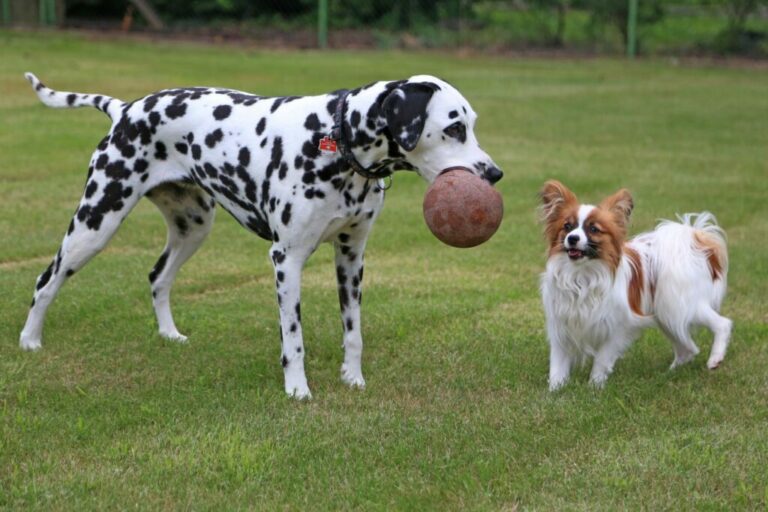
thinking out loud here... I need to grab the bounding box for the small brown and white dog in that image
[538,180,731,390]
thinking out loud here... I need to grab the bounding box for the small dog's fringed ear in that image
[538,180,577,223]
[601,189,634,225]
[383,82,438,152]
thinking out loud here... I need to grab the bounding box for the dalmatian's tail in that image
[24,72,125,122]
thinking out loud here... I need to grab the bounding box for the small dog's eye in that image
[564,223,573,231]
[589,225,600,234]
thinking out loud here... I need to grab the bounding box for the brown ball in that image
[422,167,504,248]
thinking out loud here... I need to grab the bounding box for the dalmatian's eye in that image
[443,122,466,142]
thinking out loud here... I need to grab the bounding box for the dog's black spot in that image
[326,96,339,116]
[165,102,187,119]
[85,181,98,198]
[174,142,188,154]
[290,323,297,333]
[304,113,322,131]
[148,111,161,128]
[281,202,292,225]
[191,144,202,160]
[66,269,75,277]
[245,214,272,240]
[105,160,131,180]
[95,153,109,170]
[134,158,149,174]
[238,147,250,167]
[281,355,289,368]
[336,265,347,284]
[346,318,353,331]
[66,94,76,106]
[203,162,219,178]
[155,142,168,160]
[213,105,232,120]
[256,118,266,136]
[449,110,459,119]
[205,129,223,148]
[338,285,349,308]
[295,302,301,322]
[350,110,361,127]
[277,271,285,282]
[302,171,315,184]
[36,261,54,290]
[174,216,189,236]
[271,249,286,265]
[149,250,169,283]
[338,233,350,244]
[67,218,75,235]
[143,95,159,112]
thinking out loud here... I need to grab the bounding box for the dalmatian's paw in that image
[19,334,42,351]
[160,330,188,344]
[341,363,366,389]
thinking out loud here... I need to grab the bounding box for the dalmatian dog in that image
[20,72,503,399]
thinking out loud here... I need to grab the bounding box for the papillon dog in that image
[538,180,731,390]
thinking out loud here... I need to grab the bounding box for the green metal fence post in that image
[39,0,57,25]
[318,0,328,49]
[626,0,638,58]
[1,0,10,25]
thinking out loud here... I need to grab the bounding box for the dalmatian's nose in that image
[484,166,503,184]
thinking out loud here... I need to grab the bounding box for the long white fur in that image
[542,211,731,390]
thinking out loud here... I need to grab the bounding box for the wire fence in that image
[3,1,767,56]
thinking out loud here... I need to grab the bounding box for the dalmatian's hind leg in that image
[145,182,216,343]
[20,172,143,351]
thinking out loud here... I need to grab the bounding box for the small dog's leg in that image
[589,342,627,388]
[334,236,367,389]
[698,307,732,370]
[548,340,572,391]
[271,245,311,399]
[662,324,701,369]
[146,185,215,343]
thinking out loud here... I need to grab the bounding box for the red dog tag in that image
[318,136,337,152]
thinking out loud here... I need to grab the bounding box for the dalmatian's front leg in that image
[334,234,369,389]
[271,245,312,399]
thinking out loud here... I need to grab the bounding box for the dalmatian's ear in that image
[383,82,439,152]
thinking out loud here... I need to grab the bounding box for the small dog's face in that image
[383,75,503,185]
[539,180,634,270]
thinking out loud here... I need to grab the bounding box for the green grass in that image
[1,31,767,510]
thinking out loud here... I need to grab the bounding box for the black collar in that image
[331,90,399,180]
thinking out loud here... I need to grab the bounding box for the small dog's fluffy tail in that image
[652,212,729,328]
[675,212,728,279]
[24,72,124,122]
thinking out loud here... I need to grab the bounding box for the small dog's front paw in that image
[589,374,608,389]
[19,335,42,351]
[548,373,569,392]
[670,350,697,369]
[706,355,724,370]
[160,330,188,344]
[341,364,366,389]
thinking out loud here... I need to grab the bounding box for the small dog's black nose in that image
[484,166,503,184]
[567,234,580,246]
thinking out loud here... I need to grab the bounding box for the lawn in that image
[1,31,767,510]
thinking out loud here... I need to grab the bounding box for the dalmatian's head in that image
[383,75,503,185]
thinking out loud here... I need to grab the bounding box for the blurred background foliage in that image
[35,0,768,56]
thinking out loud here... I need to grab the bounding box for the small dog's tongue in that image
[568,249,583,259]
